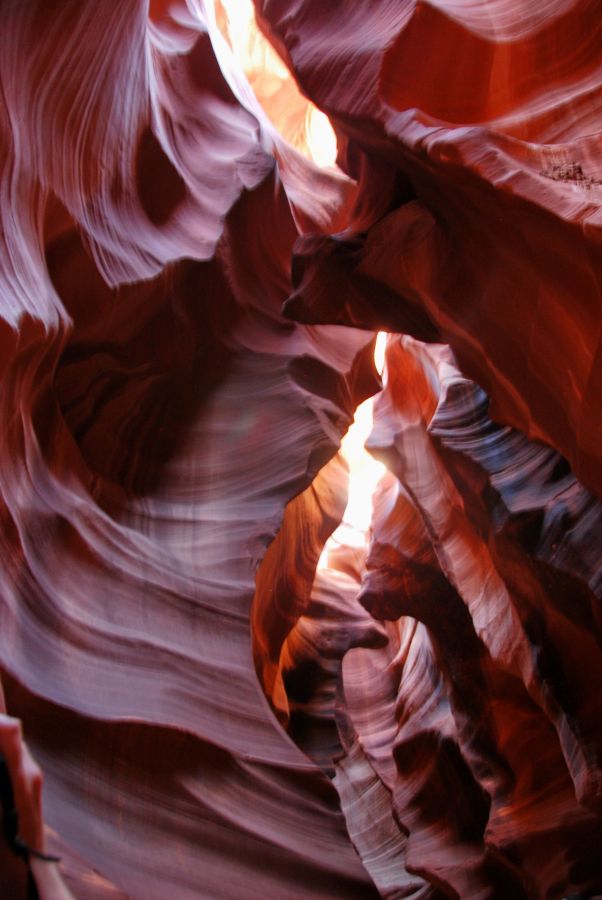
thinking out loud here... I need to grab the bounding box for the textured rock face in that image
[356,338,602,898]
[255,0,602,498]
[0,1,601,898]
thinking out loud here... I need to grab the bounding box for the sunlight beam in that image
[318,333,388,568]
[215,0,338,168]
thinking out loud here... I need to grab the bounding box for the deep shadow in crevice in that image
[46,208,239,501]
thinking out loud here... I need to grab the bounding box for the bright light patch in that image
[216,2,380,562]
[374,331,387,377]
[305,106,338,168]
[215,0,338,168]
[319,334,388,568]
[217,0,289,78]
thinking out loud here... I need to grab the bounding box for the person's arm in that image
[30,856,77,900]
[0,714,75,900]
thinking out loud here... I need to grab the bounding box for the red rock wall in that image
[255,0,602,497]
[0,1,601,897]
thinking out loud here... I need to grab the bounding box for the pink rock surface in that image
[272,339,601,898]
[0,2,378,896]
[1,1,601,898]
[355,337,602,897]
[255,0,602,498]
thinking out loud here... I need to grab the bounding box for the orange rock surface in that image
[0,1,600,897]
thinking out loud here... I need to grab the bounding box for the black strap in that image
[0,752,60,899]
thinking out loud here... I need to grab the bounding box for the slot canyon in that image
[0,0,601,897]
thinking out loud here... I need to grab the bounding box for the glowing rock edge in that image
[0,1,600,897]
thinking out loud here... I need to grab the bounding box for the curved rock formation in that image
[0,2,379,896]
[358,337,602,898]
[255,0,602,498]
[1,1,601,898]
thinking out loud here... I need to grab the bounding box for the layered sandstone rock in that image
[0,1,601,898]
[255,0,602,498]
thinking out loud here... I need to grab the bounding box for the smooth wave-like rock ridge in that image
[1,0,601,898]
[255,0,602,499]
[360,338,602,898]
[1,1,379,896]
[272,336,601,898]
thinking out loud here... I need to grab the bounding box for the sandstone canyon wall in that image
[0,1,601,898]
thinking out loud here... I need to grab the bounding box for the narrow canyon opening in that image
[1,1,601,898]
[251,333,388,759]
